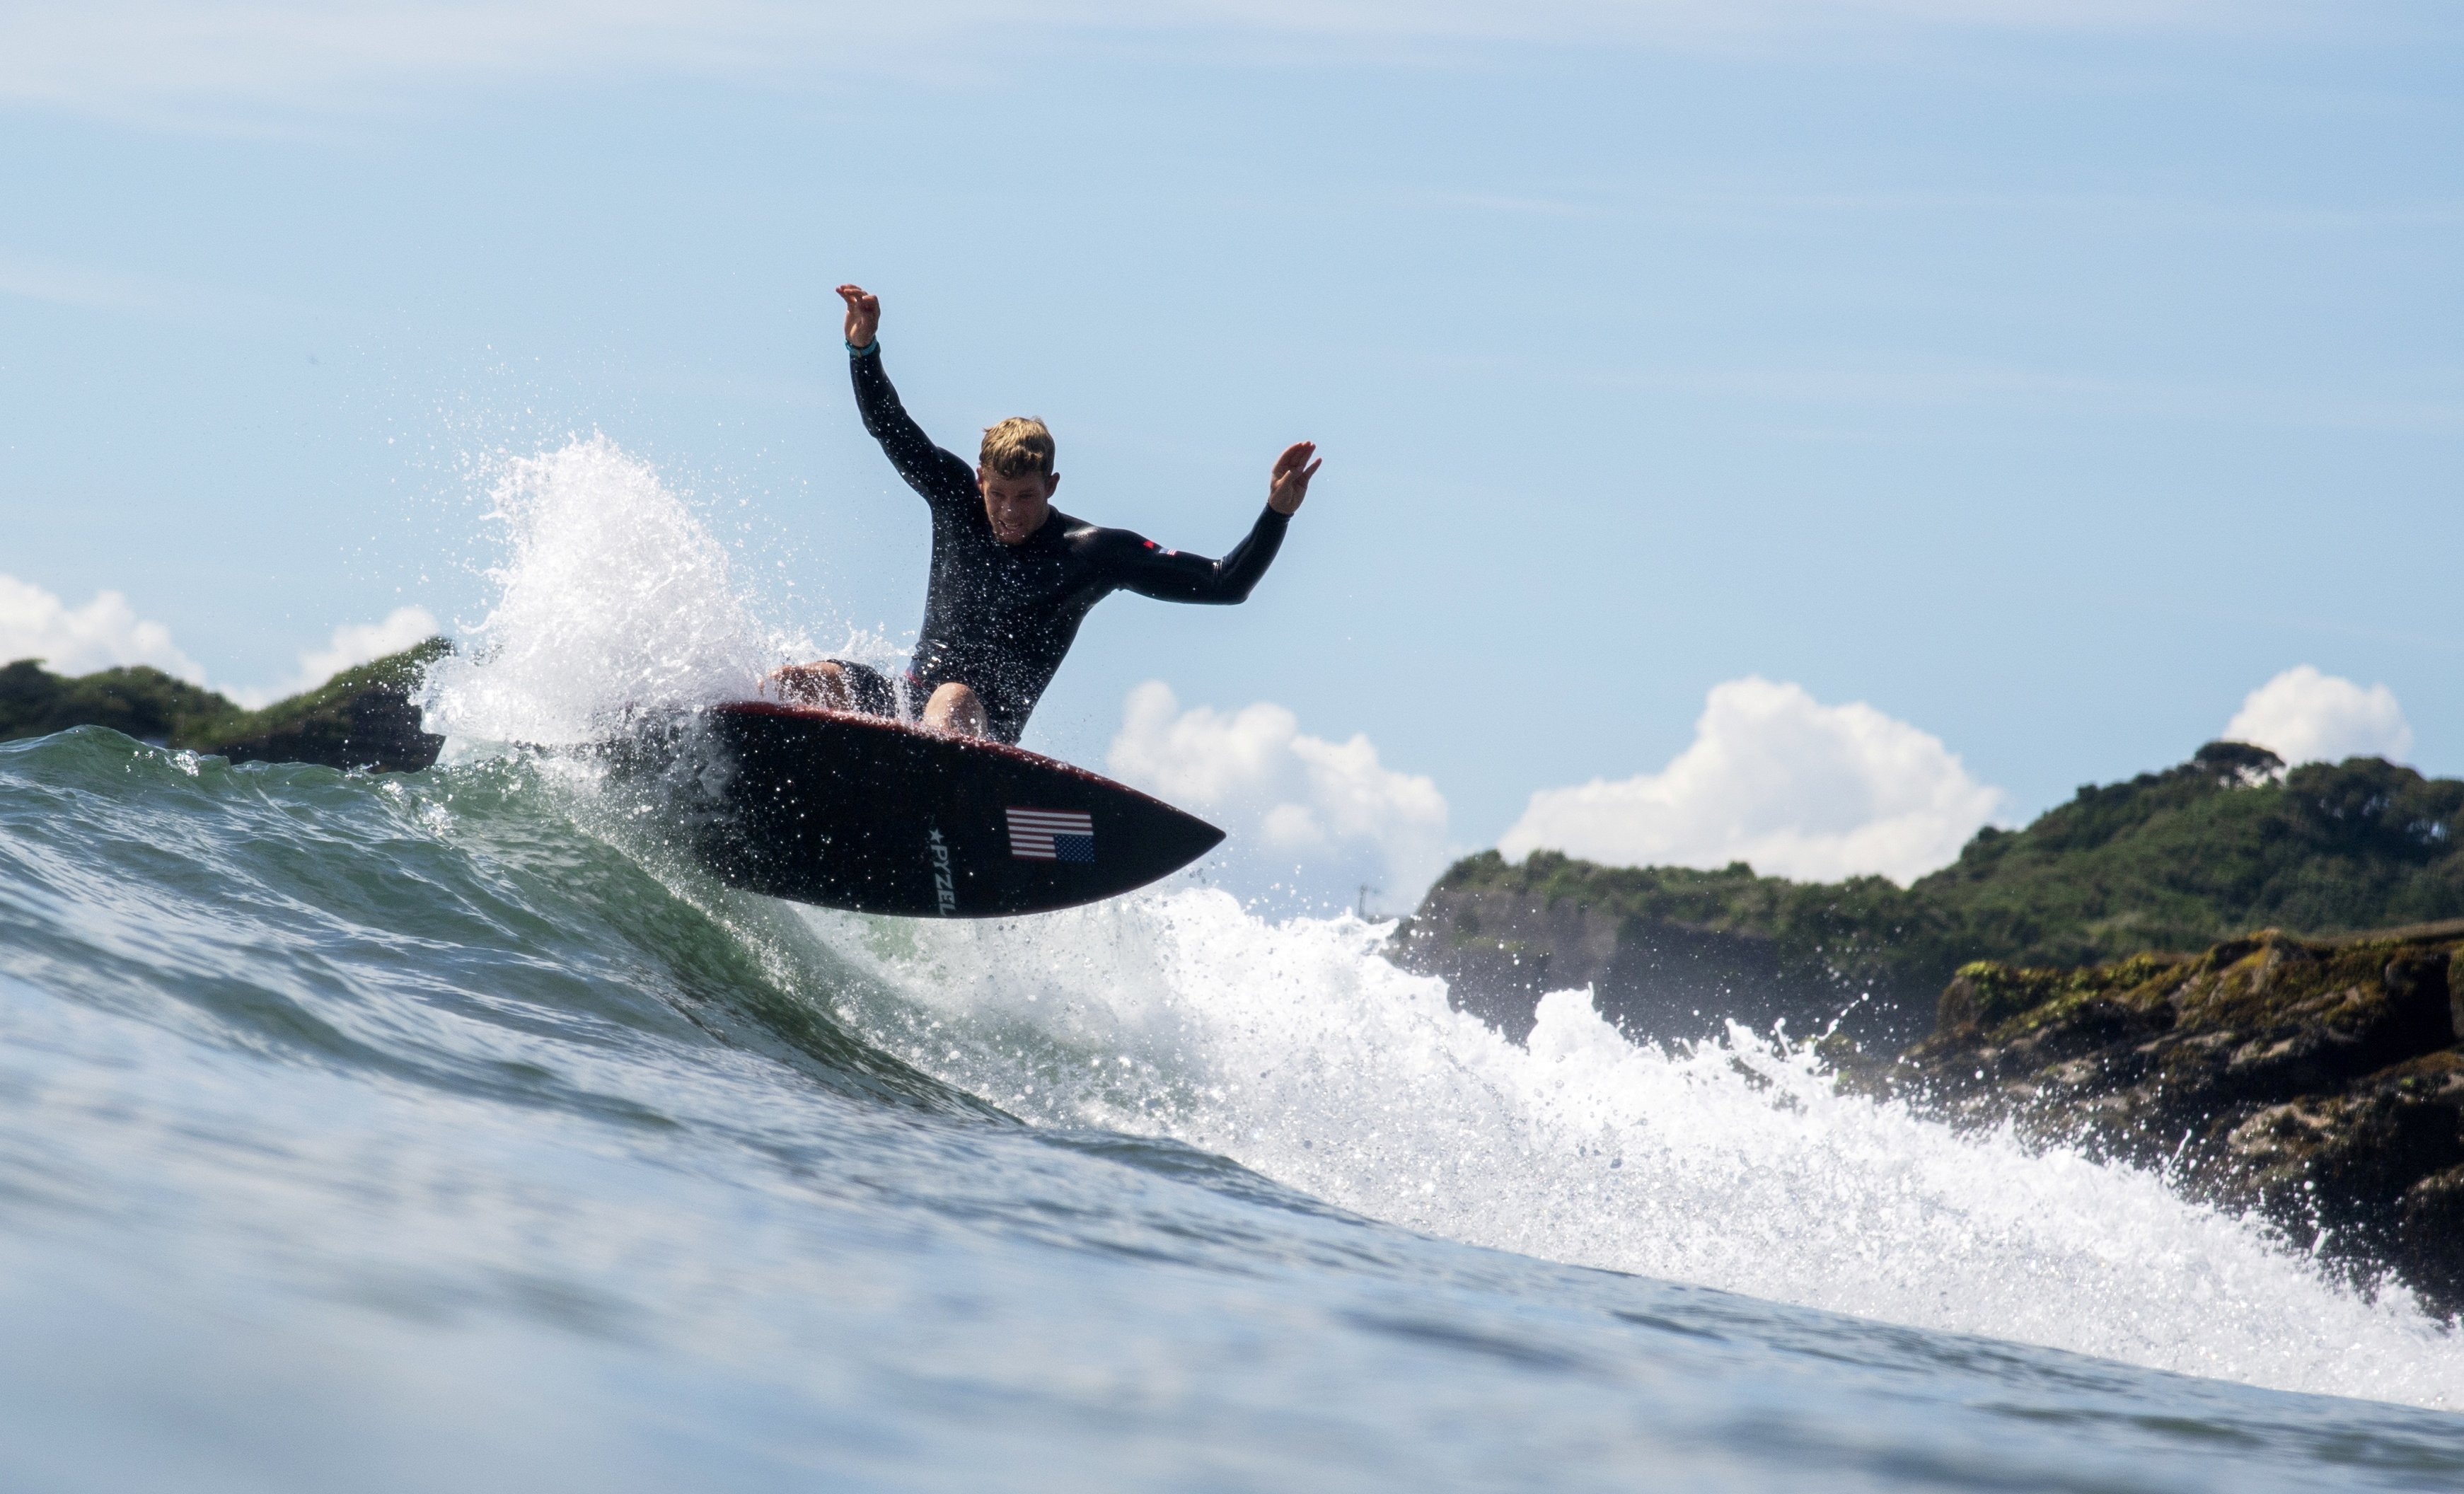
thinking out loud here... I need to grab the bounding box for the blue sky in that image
[4,2,2459,904]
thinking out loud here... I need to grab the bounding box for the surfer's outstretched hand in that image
[837,283,881,347]
[1268,441,1321,516]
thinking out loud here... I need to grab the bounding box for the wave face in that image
[4,439,2460,1491]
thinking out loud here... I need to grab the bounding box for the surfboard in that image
[624,701,1224,917]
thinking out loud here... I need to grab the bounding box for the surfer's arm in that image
[1112,439,1313,601]
[1106,505,1292,604]
[849,346,978,505]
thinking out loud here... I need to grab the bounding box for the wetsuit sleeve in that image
[1104,505,1292,604]
[849,347,977,510]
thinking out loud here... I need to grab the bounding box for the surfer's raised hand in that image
[837,284,881,348]
[1267,441,1321,516]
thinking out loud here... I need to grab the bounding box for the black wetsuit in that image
[848,343,1289,743]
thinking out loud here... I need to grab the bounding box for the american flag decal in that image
[1007,807,1095,863]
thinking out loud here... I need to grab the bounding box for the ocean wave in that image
[8,435,2456,1488]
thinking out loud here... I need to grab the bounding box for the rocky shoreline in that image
[1394,741,2464,1319]
[1401,874,2464,1316]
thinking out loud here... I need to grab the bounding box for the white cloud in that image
[0,0,2269,122]
[1108,681,1452,913]
[2222,665,2412,767]
[0,574,204,681]
[229,605,440,708]
[1499,676,2004,885]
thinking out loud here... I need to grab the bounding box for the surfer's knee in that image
[922,682,988,739]
[769,660,848,708]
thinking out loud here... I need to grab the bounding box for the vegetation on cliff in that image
[1405,742,2464,1022]
[1,639,450,772]
[1922,741,2464,965]
[0,660,249,746]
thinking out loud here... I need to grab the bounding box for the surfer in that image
[770,284,1320,744]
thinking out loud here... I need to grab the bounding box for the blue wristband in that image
[846,338,879,357]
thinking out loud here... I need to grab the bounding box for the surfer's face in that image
[978,468,1059,545]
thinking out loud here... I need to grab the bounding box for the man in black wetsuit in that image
[774,284,1320,743]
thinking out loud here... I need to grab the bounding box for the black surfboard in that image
[625,701,1223,917]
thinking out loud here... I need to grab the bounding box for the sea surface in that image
[4,439,2460,1490]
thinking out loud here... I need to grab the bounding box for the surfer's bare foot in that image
[922,682,988,739]
[769,661,850,709]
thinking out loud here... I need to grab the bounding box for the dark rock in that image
[2385,949,2458,1048]
[2396,1166,2464,1309]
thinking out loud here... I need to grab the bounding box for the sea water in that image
[1,439,2458,1491]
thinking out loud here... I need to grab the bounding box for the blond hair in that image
[980,417,1055,478]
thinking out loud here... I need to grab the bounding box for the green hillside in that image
[1413,742,2464,1012]
[1,639,450,772]
[1919,741,2464,963]
[0,660,248,746]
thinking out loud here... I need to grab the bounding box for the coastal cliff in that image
[1393,742,2464,1046]
[0,639,449,772]
[1389,852,1937,1046]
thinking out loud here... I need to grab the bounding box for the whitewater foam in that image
[421,436,897,746]
[810,891,2463,1411]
